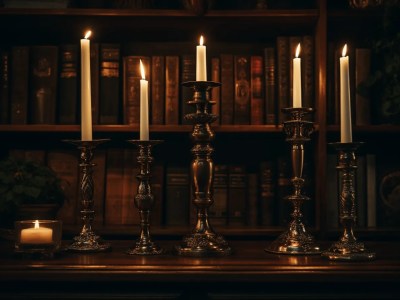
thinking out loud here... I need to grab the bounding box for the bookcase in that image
[0,0,399,241]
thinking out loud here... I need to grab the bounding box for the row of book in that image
[326,153,400,229]
[0,35,315,126]
[8,148,315,228]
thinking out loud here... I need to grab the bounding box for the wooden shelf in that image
[327,125,400,133]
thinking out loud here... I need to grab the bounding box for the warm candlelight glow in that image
[295,43,301,58]
[342,44,347,57]
[140,59,145,80]
[84,30,92,39]
[200,35,204,46]
[34,220,39,229]
[196,35,207,81]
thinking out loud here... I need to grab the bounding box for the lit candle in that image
[140,59,149,141]
[81,30,92,141]
[340,44,352,143]
[293,43,302,108]
[196,35,207,81]
[20,220,53,244]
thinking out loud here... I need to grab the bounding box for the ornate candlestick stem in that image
[322,142,375,261]
[126,140,163,255]
[265,107,320,255]
[176,81,231,257]
[64,139,110,252]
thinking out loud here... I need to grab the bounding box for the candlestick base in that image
[321,142,375,261]
[175,233,232,257]
[63,139,111,253]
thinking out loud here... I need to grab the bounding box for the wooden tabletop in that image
[1,240,400,298]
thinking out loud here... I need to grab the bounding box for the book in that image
[302,35,315,111]
[209,164,228,226]
[92,149,106,227]
[165,56,179,125]
[104,149,124,225]
[234,55,251,125]
[211,57,221,122]
[259,161,275,226]
[151,55,165,125]
[121,149,140,225]
[276,36,290,124]
[247,172,258,226]
[29,46,58,124]
[0,50,9,124]
[276,156,292,226]
[355,48,371,125]
[180,55,195,124]
[122,56,150,125]
[264,47,276,125]
[250,56,264,125]
[220,54,234,125]
[90,42,100,124]
[151,163,165,226]
[10,46,29,124]
[326,154,339,229]
[228,165,247,226]
[58,44,78,124]
[165,166,190,226]
[47,150,79,226]
[99,44,120,124]
[376,154,400,228]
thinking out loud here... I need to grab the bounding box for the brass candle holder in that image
[321,142,376,261]
[175,81,232,257]
[265,107,320,255]
[126,140,163,255]
[64,139,111,252]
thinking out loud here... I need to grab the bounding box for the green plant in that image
[0,158,64,216]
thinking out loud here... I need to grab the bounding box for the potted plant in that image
[0,158,65,228]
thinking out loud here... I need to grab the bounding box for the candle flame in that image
[295,43,301,58]
[342,44,347,57]
[84,30,92,39]
[140,59,145,80]
[34,220,39,229]
[199,35,204,46]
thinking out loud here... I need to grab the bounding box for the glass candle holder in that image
[15,220,62,256]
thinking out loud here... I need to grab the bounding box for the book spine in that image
[180,54,196,124]
[211,57,220,123]
[165,166,190,226]
[234,55,251,125]
[259,161,275,226]
[123,56,150,125]
[302,35,314,111]
[10,46,29,124]
[228,165,247,226]
[99,43,120,124]
[58,44,78,124]
[356,154,367,227]
[326,154,339,228]
[0,50,9,124]
[121,149,140,225]
[92,149,106,227]
[276,37,290,124]
[264,47,276,125]
[220,54,234,125]
[104,149,125,225]
[250,55,264,125]
[165,56,179,125]
[276,156,291,226]
[90,42,100,125]
[151,55,165,125]
[210,164,228,226]
[355,48,371,125]
[247,172,258,226]
[151,163,165,226]
[30,46,58,124]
